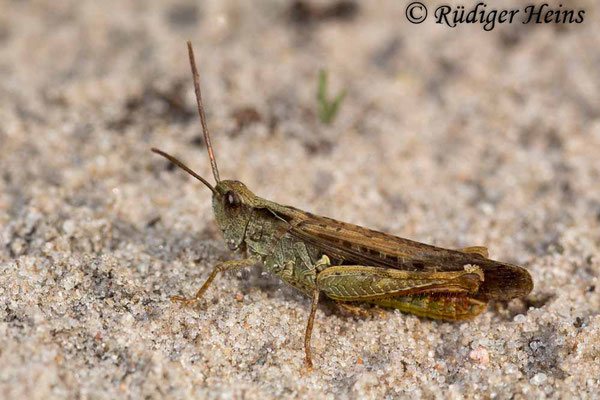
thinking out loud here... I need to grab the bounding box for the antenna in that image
[187,41,220,183]
[151,148,217,194]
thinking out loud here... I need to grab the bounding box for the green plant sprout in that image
[317,69,346,125]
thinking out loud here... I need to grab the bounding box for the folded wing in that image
[271,208,533,301]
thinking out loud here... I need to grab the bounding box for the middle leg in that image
[304,288,320,370]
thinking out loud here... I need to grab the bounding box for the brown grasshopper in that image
[152,42,533,369]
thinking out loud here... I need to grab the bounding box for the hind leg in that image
[334,301,386,318]
[316,265,484,302]
[371,293,487,320]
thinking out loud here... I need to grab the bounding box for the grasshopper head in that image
[213,180,257,250]
[149,147,257,251]
[152,42,261,251]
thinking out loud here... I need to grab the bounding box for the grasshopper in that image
[152,42,533,369]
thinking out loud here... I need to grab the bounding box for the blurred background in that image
[1,0,599,399]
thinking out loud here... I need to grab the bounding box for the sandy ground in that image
[1,0,600,398]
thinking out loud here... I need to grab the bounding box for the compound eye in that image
[225,191,241,208]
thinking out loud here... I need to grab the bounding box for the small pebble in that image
[469,347,490,365]
[531,373,548,385]
[514,314,526,323]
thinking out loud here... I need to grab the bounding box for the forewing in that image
[267,205,533,301]
[291,216,447,269]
